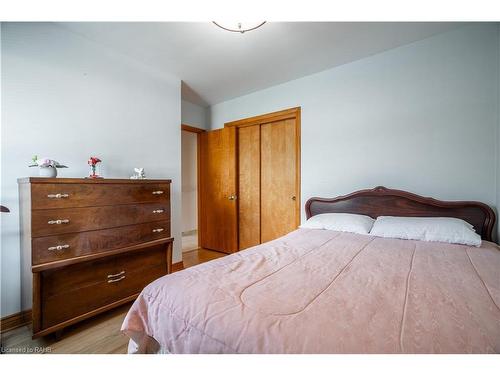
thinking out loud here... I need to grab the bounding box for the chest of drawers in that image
[18,177,173,338]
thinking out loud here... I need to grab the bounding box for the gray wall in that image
[182,100,208,129]
[1,23,182,317]
[211,24,500,239]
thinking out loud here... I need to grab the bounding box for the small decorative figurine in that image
[87,156,102,179]
[29,155,68,178]
[130,167,146,179]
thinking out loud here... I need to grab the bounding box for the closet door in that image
[199,127,238,253]
[238,125,261,250]
[260,119,299,243]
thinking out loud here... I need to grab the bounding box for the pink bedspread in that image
[121,229,500,353]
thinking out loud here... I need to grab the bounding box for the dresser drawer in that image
[31,183,170,209]
[31,203,170,237]
[32,221,170,266]
[41,245,167,329]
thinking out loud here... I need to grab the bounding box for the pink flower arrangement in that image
[29,156,67,168]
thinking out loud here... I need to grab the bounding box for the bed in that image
[121,186,500,353]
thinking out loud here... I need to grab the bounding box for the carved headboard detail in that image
[305,186,496,241]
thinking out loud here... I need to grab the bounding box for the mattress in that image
[121,229,500,353]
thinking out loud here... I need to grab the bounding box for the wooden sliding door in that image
[199,127,238,253]
[260,119,298,243]
[228,107,301,250]
[238,125,261,249]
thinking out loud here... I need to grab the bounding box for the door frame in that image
[181,124,206,248]
[224,107,302,230]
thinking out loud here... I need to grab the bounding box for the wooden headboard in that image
[305,186,496,241]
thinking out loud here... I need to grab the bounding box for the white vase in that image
[39,166,57,178]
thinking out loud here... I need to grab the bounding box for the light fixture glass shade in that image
[212,22,266,34]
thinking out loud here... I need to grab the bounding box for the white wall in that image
[181,131,198,234]
[1,23,182,318]
[182,100,208,129]
[211,24,500,240]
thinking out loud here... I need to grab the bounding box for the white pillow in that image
[300,213,375,235]
[369,216,481,247]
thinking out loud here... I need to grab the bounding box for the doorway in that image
[181,124,204,253]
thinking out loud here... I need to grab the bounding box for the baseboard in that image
[172,261,184,272]
[0,310,32,333]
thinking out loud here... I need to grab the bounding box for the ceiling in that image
[59,22,464,107]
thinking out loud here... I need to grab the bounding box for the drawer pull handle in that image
[152,190,164,195]
[107,276,126,283]
[152,209,164,214]
[152,228,164,233]
[48,244,70,251]
[48,219,70,225]
[107,270,125,278]
[47,193,69,199]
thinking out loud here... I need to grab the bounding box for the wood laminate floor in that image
[1,304,131,354]
[1,248,226,354]
[183,248,227,268]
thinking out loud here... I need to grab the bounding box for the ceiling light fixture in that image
[212,21,266,34]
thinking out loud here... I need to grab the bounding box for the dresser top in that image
[18,177,172,184]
